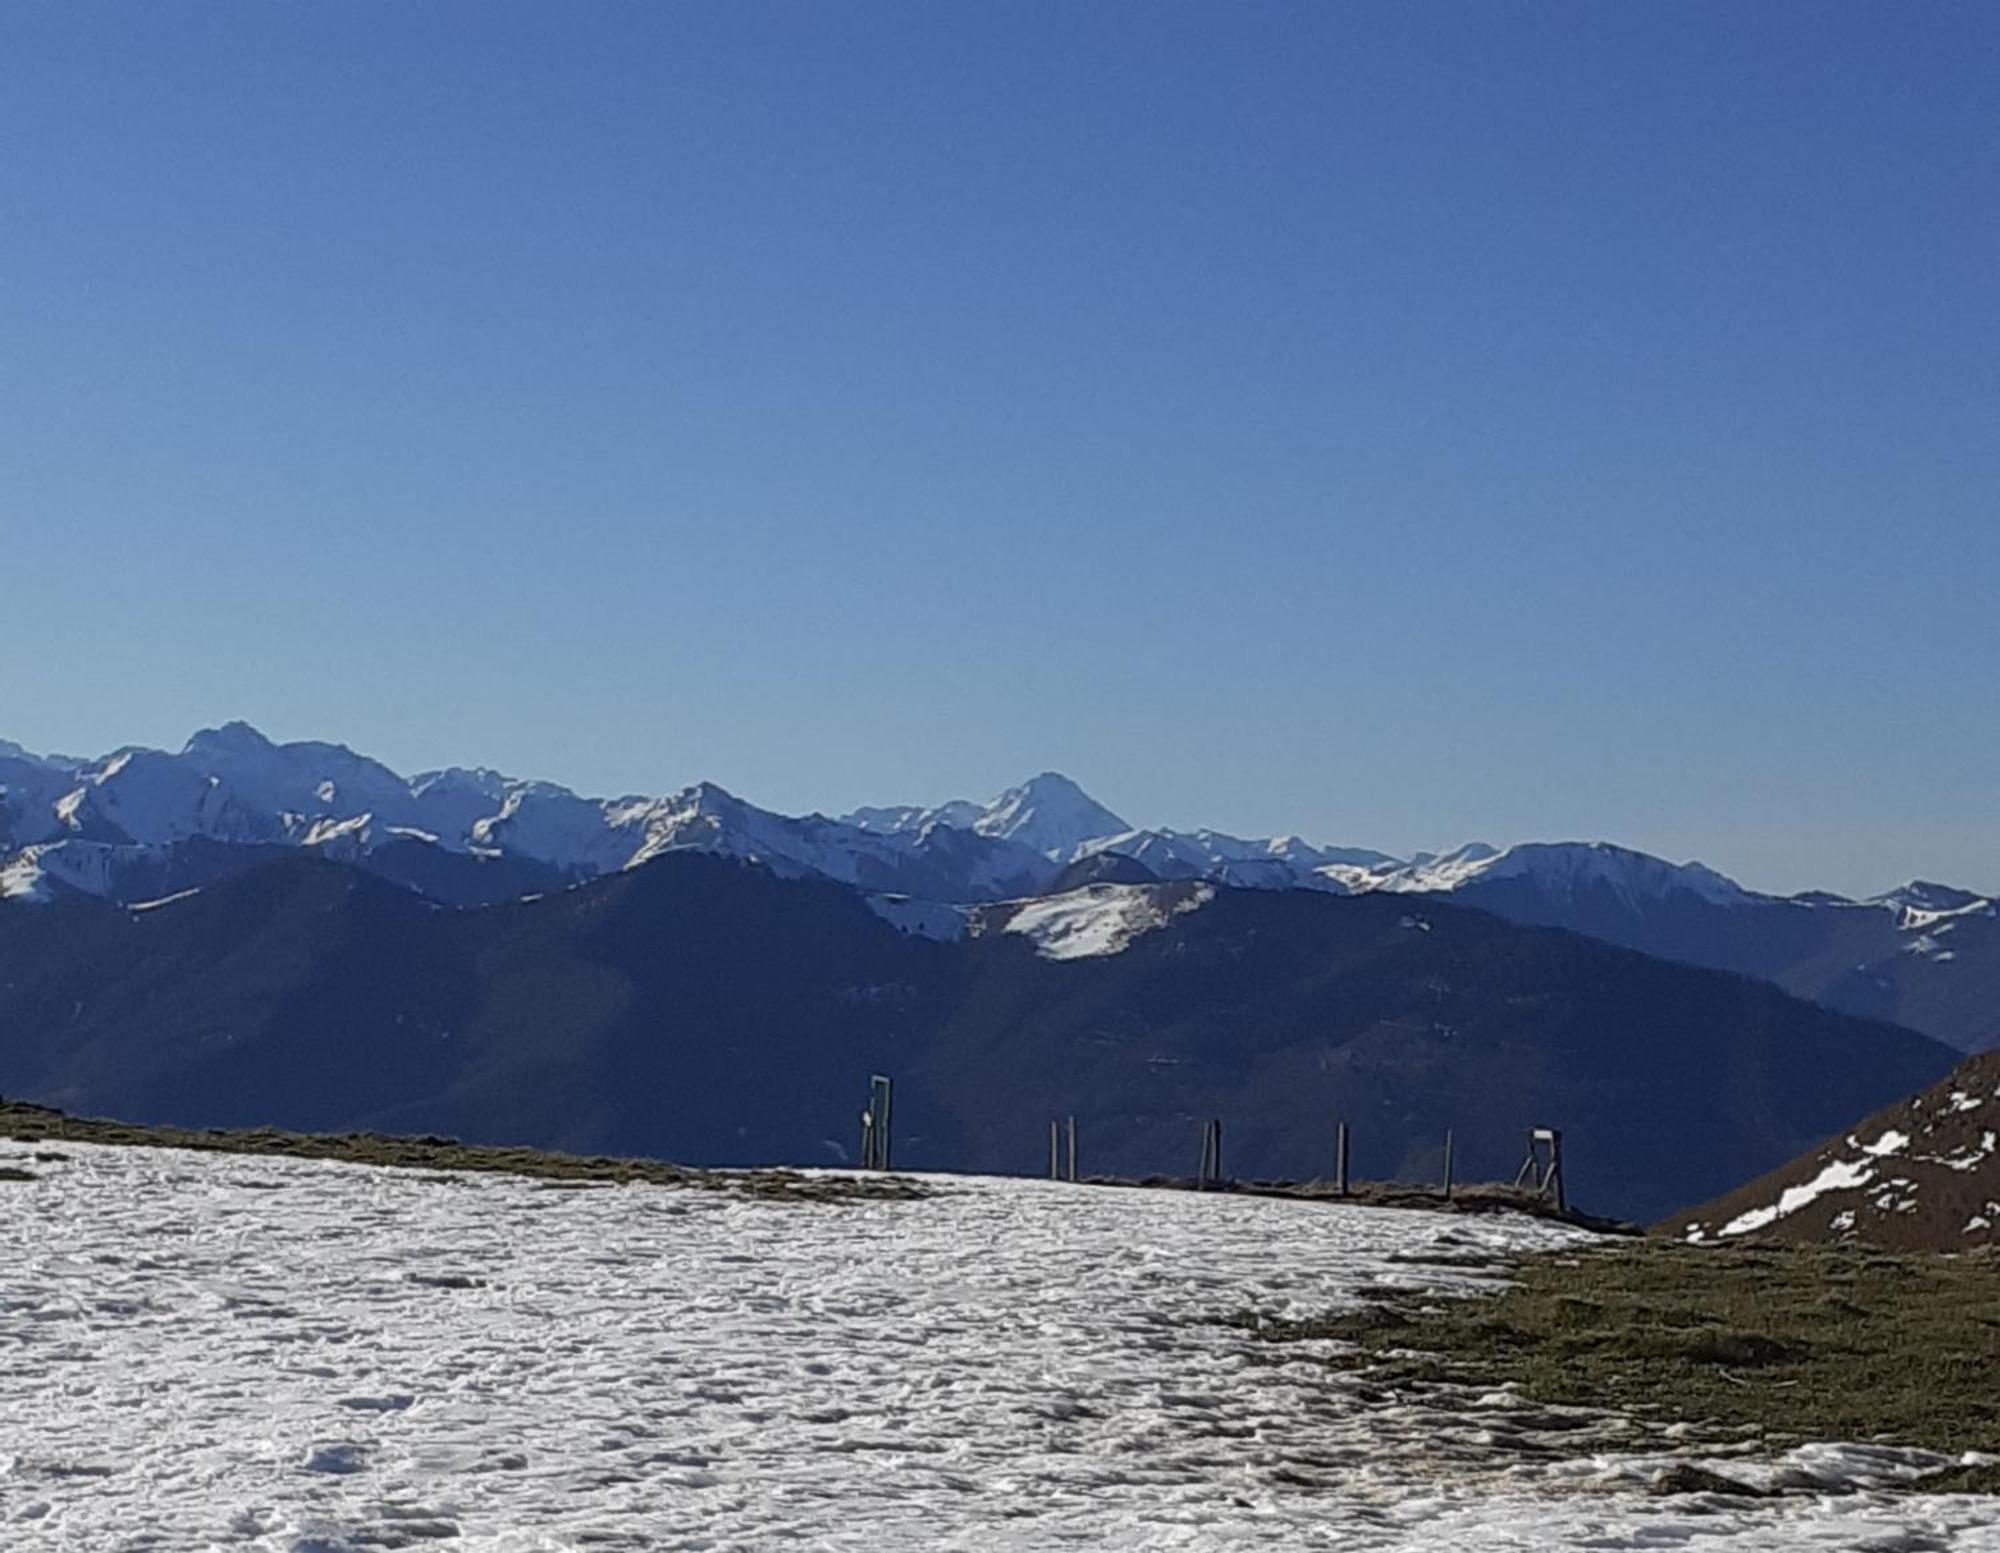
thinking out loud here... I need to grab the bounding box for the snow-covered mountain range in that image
[3,722,1994,1049]
[0,721,1755,908]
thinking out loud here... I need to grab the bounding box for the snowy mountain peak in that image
[1872,881,1989,916]
[1867,881,1997,937]
[1364,840,1755,909]
[840,774,1128,862]
[970,772,1129,861]
[183,721,276,758]
[408,767,515,802]
[1402,842,1502,884]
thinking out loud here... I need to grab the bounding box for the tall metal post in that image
[1066,1115,1078,1183]
[1197,1118,1223,1190]
[1335,1122,1350,1197]
[1442,1128,1454,1201]
[1049,1120,1060,1180]
[864,1075,894,1171]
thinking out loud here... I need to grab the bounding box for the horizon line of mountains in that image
[6,720,1998,1227]
[4,720,1995,1056]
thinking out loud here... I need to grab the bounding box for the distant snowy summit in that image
[2,720,1750,910]
[1339,840,1757,909]
[0,720,1980,915]
[845,771,1128,861]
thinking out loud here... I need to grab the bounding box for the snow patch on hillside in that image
[0,839,158,903]
[1711,1158,1881,1240]
[1683,1054,2000,1248]
[1000,882,1214,960]
[128,887,203,914]
[0,850,49,902]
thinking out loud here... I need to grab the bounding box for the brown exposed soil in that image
[1672,1050,2000,1249]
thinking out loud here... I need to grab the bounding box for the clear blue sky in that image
[3,4,1994,897]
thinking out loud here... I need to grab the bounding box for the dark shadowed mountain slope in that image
[0,855,956,1163]
[1428,870,2000,1054]
[1674,1049,2000,1249]
[0,854,1959,1222]
[918,888,1958,1222]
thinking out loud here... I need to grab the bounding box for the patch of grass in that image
[0,1165,36,1182]
[1244,1239,2000,1466]
[0,1101,923,1204]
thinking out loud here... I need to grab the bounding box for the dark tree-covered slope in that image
[0,854,1958,1222]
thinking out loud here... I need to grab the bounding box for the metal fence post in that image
[863,1075,894,1171]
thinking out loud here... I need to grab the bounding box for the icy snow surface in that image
[4,1144,1998,1551]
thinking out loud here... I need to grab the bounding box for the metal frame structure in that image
[1513,1125,1565,1212]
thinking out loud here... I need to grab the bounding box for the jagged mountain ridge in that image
[1,725,1412,909]
[3,722,1994,1050]
[0,724,1062,908]
[0,723,1763,907]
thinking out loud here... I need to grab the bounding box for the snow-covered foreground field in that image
[2,1143,1996,1551]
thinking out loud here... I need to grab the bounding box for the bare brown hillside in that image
[1673,1050,2000,1249]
